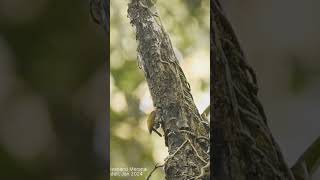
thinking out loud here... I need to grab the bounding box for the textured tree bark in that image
[128,0,210,179]
[211,1,295,180]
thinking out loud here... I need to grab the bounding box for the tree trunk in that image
[211,1,295,180]
[128,0,210,179]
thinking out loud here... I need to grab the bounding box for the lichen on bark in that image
[127,0,210,179]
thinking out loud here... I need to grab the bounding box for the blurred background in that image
[110,0,210,179]
[224,0,320,179]
[0,0,107,179]
[1,0,319,179]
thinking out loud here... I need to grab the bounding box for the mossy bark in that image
[128,0,210,179]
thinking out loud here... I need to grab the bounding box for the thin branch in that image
[146,163,164,180]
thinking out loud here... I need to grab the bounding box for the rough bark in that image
[211,1,295,180]
[127,0,210,179]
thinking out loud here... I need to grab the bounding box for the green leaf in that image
[201,104,210,118]
[291,137,320,180]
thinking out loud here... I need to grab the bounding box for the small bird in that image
[147,110,162,137]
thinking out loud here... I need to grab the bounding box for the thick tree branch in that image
[128,0,210,179]
[211,1,295,179]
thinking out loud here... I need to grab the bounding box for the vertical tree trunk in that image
[211,1,295,179]
[128,0,210,179]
